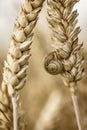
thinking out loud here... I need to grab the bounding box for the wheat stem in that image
[70,84,83,130]
[8,84,18,130]
[12,96,18,130]
[71,94,83,130]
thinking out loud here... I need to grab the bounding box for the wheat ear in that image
[0,0,45,130]
[44,0,84,130]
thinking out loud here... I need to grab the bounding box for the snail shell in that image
[44,53,63,75]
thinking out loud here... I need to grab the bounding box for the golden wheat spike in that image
[0,0,45,130]
[45,0,84,85]
[44,0,84,130]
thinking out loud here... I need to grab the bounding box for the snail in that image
[44,51,63,75]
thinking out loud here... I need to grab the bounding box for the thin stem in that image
[70,86,83,130]
[12,96,18,130]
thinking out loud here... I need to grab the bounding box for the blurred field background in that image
[0,0,87,130]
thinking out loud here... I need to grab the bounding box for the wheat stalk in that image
[0,0,45,130]
[44,0,84,130]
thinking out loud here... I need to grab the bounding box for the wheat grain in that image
[0,0,45,130]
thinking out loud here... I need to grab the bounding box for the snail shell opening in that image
[44,59,63,75]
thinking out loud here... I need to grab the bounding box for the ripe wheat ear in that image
[0,0,45,130]
[44,0,84,130]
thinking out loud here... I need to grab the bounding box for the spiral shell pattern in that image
[44,51,63,75]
